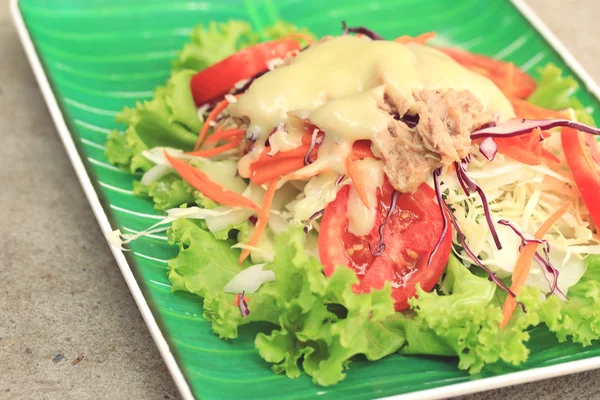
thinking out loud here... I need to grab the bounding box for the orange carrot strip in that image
[164,152,260,212]
[204,128,245,145]
[496,139,541,166]
[239,179,278,264]
[345,154,370,209]
[395,32,436,45]
[194,95,241,150]
[251,157,306,185]
[187,137,243,158]
[500,201,572,328]
[510,97,566,119]
[234,293,252,305]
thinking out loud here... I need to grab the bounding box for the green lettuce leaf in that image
[105,70,200,172]
[527,64,595,125]
[518,255,600,346]
[168,221,405,385]
[132,175,195,212]
[173,20,314,72]
[173,21,259,72]
[398,255,536,373]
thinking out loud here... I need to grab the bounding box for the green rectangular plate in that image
[11,0,600,399]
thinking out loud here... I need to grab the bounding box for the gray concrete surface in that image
[1,0,600,399]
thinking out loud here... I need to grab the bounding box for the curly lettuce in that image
[132,175,195,212]
[173,20,314,71]
[519,255,600,346]
[527,63,595,125]
[168,220,405,385]
[166,215,600,385]
[399,256,535,373]
[105,69,199,172]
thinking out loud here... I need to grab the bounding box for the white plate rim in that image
[9,0,600,399]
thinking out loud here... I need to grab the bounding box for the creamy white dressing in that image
[347,159,385,235]
[230,36,514,139]
[267,124,305,155]
[231,35,515,232]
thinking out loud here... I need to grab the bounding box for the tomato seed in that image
[406,249,419,259]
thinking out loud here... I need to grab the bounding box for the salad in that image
[106,20,600,386]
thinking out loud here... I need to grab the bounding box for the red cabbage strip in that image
[471,118,600,140]
[479,137,498,161]
[533,252,568,300]
[432,169,522,307]
[498,220,567,300]
[304,129,323,165]
[428,168,450,265]
[341,21,384,40]
[303,210,324,233]
[335,174,346,186]
[237,292,251,318]
[455,162,503,250]
[444,202,522,307]
[369,190,399,256]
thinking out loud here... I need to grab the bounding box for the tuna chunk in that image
[374,88,492,193]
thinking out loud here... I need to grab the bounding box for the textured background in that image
[1,0,600,399]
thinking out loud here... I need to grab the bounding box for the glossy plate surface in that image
[11,0,600,399]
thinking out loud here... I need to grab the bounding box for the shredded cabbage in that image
[443,145,599,294]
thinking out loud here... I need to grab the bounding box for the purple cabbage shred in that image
[471,118,600,140]
[431,167,524,310]
[369,190,399,256]
[455,162,502,250]
[341,21,384,40]
[498,220,567,299]
[304,129,323,165]
[303,210,324,233]
[237,292,251,318]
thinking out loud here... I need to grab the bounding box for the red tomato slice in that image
[319,178,452,310]
[438,47,537,99]
[561,127,600,227]
[190,39,301,106]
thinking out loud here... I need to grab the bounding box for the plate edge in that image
[7,1,195,399]
[9,0,600,399]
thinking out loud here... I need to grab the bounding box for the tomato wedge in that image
[319,178,452,310]
[561,127,600,227]
[438,47,537,99]
[190,39,301,106]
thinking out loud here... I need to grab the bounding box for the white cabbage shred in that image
[443,140,600,295]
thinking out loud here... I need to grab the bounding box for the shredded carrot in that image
[234,293,252,305]
[164,152,260,212]
[251,157,306,185]
[194,95,241,150]
[250,138,377,184]
[239,179,278,264]
[395,32,436,45]
[204,128,245,145]
[282,32,314,46]
[500,201,572,328]
[187,136,243,158]
[345,154,370,209]
[510,97,566,119]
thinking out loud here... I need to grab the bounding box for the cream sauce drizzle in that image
[230,35,515,232]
